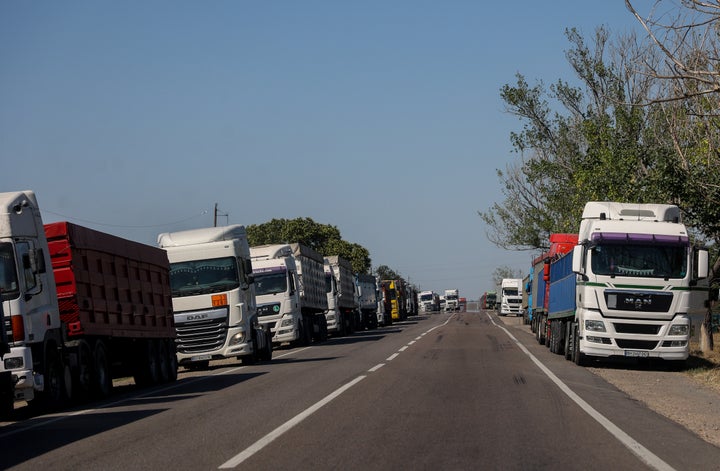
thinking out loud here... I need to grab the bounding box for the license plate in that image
[191,354,212,362]
[624,350,649,358]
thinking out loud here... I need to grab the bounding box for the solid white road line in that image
[488,313,675,471]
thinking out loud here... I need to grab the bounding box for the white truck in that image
[500,279,523,316]
[567,202,708,366]
[158,225,272,369]
[250,243,328,346]
[444,288,459,312]
[419,290,435,312]
[0,191,177,416]
[355,273,379,330]
[324,255,358,335]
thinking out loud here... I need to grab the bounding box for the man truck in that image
[158,225,272,369]
[444,289,459,312]
[545,202,709,367]
[0,190,177,416]
[250,243,328,346]
[499,279,523,316]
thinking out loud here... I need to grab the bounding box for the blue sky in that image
[0,1,648,299]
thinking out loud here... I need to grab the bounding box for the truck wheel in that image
[157,339,170,383]
[165,340,178,381]
[39,345,66,410]
[134,339,160,387]
[71,340,93,402]
[241,334,259,365]
[93,341,113,398]
[564,321,573,360]
[0,372,13,420]
[260,335,273,362]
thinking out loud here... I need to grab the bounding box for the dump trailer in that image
[250,243,328,346]
[0,191,177,416]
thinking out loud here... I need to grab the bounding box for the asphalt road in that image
[2,309,719,470]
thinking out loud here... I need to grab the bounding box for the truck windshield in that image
[420,293,433,302]
[590,244,687,278]
[503,289,519,296]
[254,272,287,296]
[169,256,239,297]
[0,243,19,300]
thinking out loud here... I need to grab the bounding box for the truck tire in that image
[156,339,171,383]
[564,321,573,361]
[93,341,113,398]
[32,343,66,411]
[134,339,160,387]
[73,339,94,401]
[0,371,13,420]
[165,340,178,382]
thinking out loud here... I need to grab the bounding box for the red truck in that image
[0,190,177,415]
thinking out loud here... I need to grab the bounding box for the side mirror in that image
[697,249,709,279]
[572,245,584,274]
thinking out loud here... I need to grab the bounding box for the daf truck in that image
[0,191,177,416]
[250,243,328,346]
[158,225,272,369]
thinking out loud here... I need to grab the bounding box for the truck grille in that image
[615,339,658,350]
[604,290,673,313]
[613,323,661,335]
[175,317,228,354]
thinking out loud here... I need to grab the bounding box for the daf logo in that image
[186,313,209,321]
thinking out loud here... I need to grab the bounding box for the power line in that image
[42,209,209,229]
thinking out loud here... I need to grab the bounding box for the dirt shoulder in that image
[589,361,720,448]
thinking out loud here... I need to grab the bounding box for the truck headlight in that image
[668,325,688,336]
[585,320,606,332]
[4,357,24,370]
[229,332,246,345]
[280,318,294,327]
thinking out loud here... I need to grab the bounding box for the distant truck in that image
[499,279,523,316]
[545,202,709,367]
[418,290,436,312]
[324,256,358,335]
[480,291,497,310]
[250,243,328,346]
[379,280,402,323]
[158,225,272,369]
[355,273,379,330]
[0,191,177,415]
[444,289,459,311]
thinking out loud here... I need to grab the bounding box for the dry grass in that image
[687,332,720,394]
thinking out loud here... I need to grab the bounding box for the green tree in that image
[246,217,372,273]
[375,265,401,281]
[492,266,524,289]
[480,27,673,251]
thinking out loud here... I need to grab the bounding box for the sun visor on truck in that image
[590,232,689,245]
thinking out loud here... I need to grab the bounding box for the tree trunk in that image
[700,256,720,353]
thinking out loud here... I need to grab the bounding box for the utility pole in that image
[214,203,228,227]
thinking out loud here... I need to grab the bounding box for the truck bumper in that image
[258,315,300,344]
[325,310,340,333]
[579,312,691,361]
[0,346,37,402]
[176,325,253,364]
